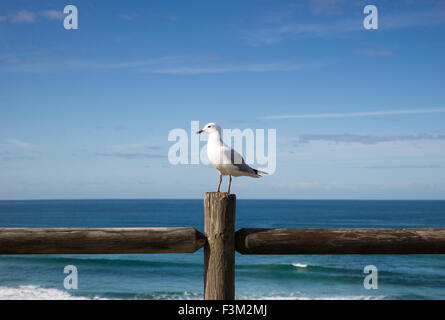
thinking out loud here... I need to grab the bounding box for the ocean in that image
[0,199,444,300]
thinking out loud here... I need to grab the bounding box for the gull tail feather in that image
[253,169,268,177]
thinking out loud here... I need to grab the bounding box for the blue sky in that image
[1,0,445,200]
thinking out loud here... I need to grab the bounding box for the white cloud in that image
[287,137,445,160]
[9,10,36,24]
[295,133,445,145]
[3,9,64,24]
[309,0,345,15]
[119,13,137,21]
[40,10,63,20]
[361,50,394,57]
[244,6,445,46]
[0,52,313,75]
[96,152,163,159]
[262,108,445,120]
[7,138,33,149]
[150,63,305,75]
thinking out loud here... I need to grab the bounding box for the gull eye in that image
[207,125,211,128]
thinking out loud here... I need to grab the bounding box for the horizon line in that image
[1,198,444,201]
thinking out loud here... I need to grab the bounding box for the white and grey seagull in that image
[197,122,267,193]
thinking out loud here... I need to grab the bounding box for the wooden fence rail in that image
[0,227,206,254]
[235,228,445,254]
[1,192,445,300]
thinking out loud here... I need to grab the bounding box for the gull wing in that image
[221,144,259,177]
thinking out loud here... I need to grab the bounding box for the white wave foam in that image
[0,285,105,300]
[292,263,308,268]
[0,285,385,300]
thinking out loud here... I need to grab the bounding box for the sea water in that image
[0,199,444,300]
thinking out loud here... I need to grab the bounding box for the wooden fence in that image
[1,192,445,300]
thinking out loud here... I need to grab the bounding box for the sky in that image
[1,0,445,200]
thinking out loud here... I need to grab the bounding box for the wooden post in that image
[204,192,236,300]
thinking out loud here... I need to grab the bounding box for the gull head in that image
[197,122,221,135]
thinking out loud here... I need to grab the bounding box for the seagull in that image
[197,122,267,193]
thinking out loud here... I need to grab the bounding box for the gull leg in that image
[228,175,232,194]
[217,174,222,192]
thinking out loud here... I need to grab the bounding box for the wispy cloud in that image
[119,13,138,21]
[360,164,445,169]
[262,108,445,120]
[149,63,306,75]
[129,143,161,150]
[244,5,445,46]
[40,10,63,20]
[0,54,180,73]
[119,12,179,22]
[0,51,314,75]
[309,0,345,15]
[7,138,33,149]
[1,154,36,161]
[2,9,64,24]
[243,19,361,46]
[361,49,394,57]
[9,10,36,24]
[294,133,445,145]
[2,139,36,161]
[96,152,163,159]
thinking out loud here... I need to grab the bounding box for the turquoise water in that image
[0,199,444,299]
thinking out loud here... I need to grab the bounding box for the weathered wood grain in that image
[236,228,445,254]
[204,192,236,300]
[0,227,206,254]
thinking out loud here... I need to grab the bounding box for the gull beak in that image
[197,129,204,134]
